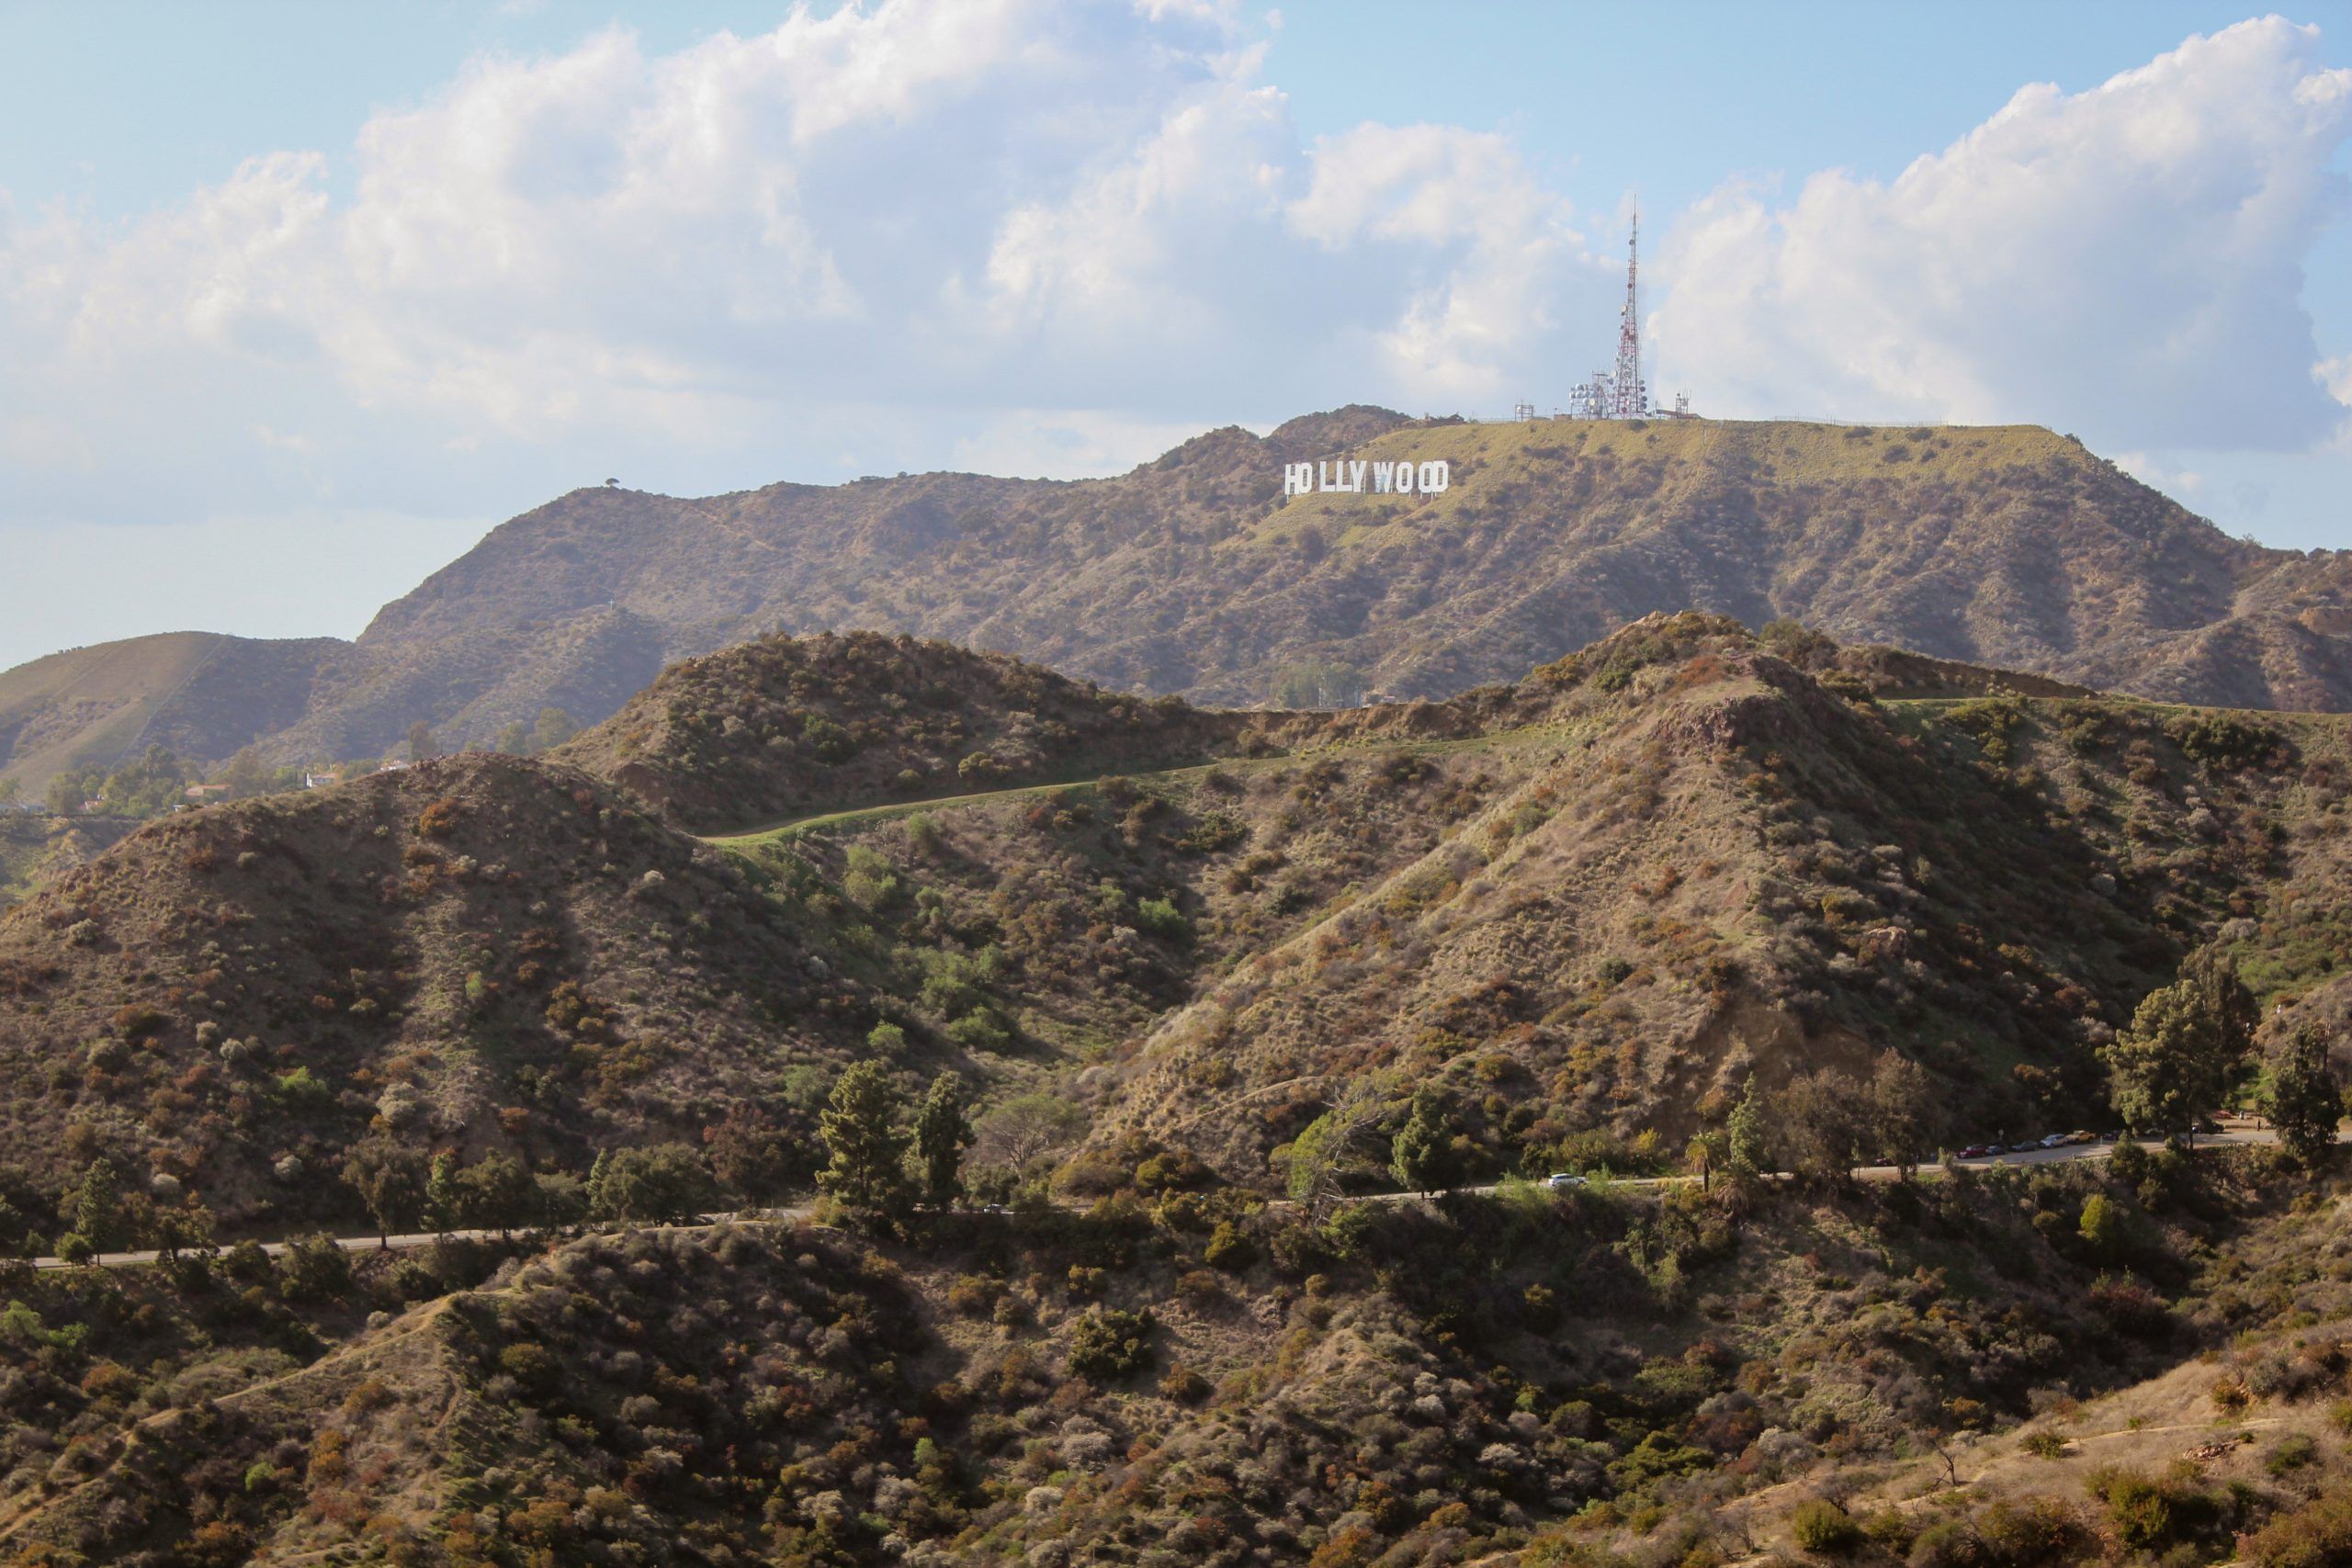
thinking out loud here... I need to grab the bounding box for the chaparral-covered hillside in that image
[6,412,2349,796]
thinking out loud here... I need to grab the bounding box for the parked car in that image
[1545,1173,1589,1190]
[2196,1118,2224,1134]
[2041,1134,2070,1149]
[2069,1130,2098,1145]
[1959,1145,1989,1158]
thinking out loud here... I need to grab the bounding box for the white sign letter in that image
[1419,461,1450,494]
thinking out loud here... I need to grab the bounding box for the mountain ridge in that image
[4,411,2346,792]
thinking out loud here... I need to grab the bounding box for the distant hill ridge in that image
[4,409,2347,788]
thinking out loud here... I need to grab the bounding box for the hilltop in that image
[6,411,2348,791]
[558,628,1274,832]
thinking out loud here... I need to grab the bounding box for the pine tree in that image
[70,1156,125,1251]
[585,1149,613,1220]
[2182,948,2257,1061]
[1725,1075,1769,1183]
[2078,1192,2124,1258]
[425,1151,461,1233]
[819,1063,913,1223]
[912,1073,973,1210]
[1389,1089,1455,1196]
[2263,1023,2345,1168]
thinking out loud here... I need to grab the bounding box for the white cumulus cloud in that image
[0,0,2346,651]
[0,0,1621,542]
[1650,17,2352,451]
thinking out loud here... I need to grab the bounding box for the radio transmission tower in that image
[1565,205,1687,421]
[1608,209,1647,419]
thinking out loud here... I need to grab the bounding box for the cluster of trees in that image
[816,1064,977,1225]
[43,744,195,817]
[31,1065,1091,1266]
[1268,659,1367,710]
[340,1137,719,1246]
[2100,951,2345,1165]
[1729,1054,1939,1188]
[409,706,579,763]
[45,1156,216,1265]
[1348,1049,1944,1204]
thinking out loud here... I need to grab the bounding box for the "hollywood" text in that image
[1283,459,1451,497]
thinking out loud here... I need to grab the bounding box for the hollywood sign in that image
[1282,458,1451,497]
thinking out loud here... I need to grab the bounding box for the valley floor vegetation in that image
[0,1108,2350,1565]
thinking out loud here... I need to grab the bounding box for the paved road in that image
[30,1204,817,1272]
[26,1121,2324,1271]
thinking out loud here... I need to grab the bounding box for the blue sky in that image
[1,0,2346,671]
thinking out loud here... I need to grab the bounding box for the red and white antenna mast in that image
[1610,208,1647,418]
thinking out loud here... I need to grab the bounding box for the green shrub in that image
[2087,1465,2215,1553]
[2168,712,2279,771]
[272,1066,332,1108]
[498,1341,560,1393]
[1973,1496,2089,1563]
[1789,1496,1861,1553]
[945,1009,1012,1052]
[1175,814,1247,855]
[842,845,899,909]
[1203,1221,1254,1272]
[1135,897,1189,942]
[279,1233,353,1302]
[2267,1432,2320,1477]
[1067,1306,1155,1382]
[802,714,856,763]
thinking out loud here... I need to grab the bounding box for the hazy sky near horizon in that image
[1,0,2348,671]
